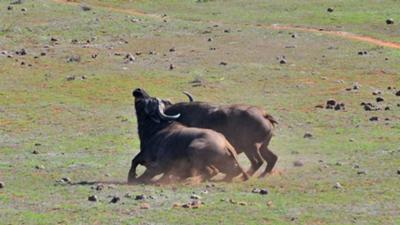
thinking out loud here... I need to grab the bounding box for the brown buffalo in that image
[164,94,278,177]
[127,88,249,184]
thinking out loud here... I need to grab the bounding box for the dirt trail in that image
[51,0,400,50]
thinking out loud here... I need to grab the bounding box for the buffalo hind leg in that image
[259,141,278,178]
[243,145,264,176]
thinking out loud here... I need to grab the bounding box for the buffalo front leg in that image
[243,146,264,176]
[127,152,143,184]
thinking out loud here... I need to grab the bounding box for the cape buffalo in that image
[127,88,249,184]
[164,93,278,178]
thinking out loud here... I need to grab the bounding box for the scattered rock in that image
[224,29,230,33]
[88,195,97,202]
[110,196,120,203]
[11,0,23,4]
[61,177,71,183]
[352,82,360,90]
[209,47,216,50]
[32,150,39,154]
[238,201,247,206]
[291,34,297,38]
[335,162,343,166]
[267,201,273,207]
[140,203,150,209]
[315,104,324,109]
[327,7,334,12]
[95,184,104,191]
[172,202,182,208]
[0,182,4,189]
[334,182,343,189]
[135,194,146,200]
[384,106,390,111]
[259,189,269,195]
[21,8,27,12]
[395,90,400,96]
[279,58,287,64]
[334,103,345,111]
[353,164,360,169]
[169,47,175,52]
[357,170,367,175]
[15,49,27,56]
[81,5,91,11]
[293,160,304,167]
[251,188,261,193]
[67,55,81,63]
[376,97,384,102]
[326,99,336,108]
[190,194,202,200]
[35,165,45,170]
[369,116,379,121]
[372,90,381,95]
[169,64,175,70]
[40,52,46,56]
[207,38,212,42]
[219,61,227,66]
[303,132,313,138]
[7,6,13,10]
[397,170,400,175]
[358,51,368,56]
[386,18,394,25]
[124,53,135,63]
[66,76,75,81]
[50,37,58,42]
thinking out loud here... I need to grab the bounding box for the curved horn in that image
[183,91,194,102]
[156,98,180,120]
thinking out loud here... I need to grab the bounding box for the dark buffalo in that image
[164,93,278,178]
[127,88,249,184]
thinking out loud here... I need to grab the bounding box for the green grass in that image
[0,0,400,224]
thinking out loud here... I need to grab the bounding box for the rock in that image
[397,170,400,175]
[353,164,360,169]
[7,6,13,10]
[352,82,360,90]
[259,189,269,195]
[88,195,97,202]
[238,201,247,206]
[15,49,27,56]
[190,194,202,200]
[357,170,367,175]
[205,183,215,188]
[315,104,324,108]
[303,132,313,138]
[125,53,135,62]
[279,59,287,64]
[61,177,71,183]
[21,8,27,12]
[95,184,104,191]
[334,103,345,111]
[395,90,400,96]
[110,196,120,203]
[35,165,45,170]
[207,38,212,42]
[291,34,297,38]
[369,116,379,121]
[40,52,46,56]
[172,202,182,208]
[50,37,58,42]
[376,97,384,102]
[66,76,75,81]
[67,55,81,63]
[386,18,394,25]
[372,90,381,95]
[190,200,202,209]
[334,182,343,189]
[169,64,175,70]
[384,106,390,111]
[224,29,230,33]
[251,188,261,193]
[11,0,23,5]
[32,150,39,154]
[135,194,146,200]
[327,7,334,12]
[140,203,150,209]
[335,162,343,166]
[267,201,273,207]
[0,182,4,189]
[81,5,91,11]
[219,61,227,66]
[326,99,336,108]
[124,193,132,198]
[169,47,175,52]
[293,160,304,167]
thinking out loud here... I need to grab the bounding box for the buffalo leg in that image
[135,168,160,184]
[127,152,143,184]
[243,146,264,176]
[258,141,278,178]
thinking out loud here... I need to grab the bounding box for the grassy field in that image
[1,0,399,224]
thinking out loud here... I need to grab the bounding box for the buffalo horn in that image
[183,91,194,102]
[157,98,180,120]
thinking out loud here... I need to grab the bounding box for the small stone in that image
[61,177,71,183]
[140,203,150,209]
[50,37,58,42]
[372,90,381,95]
[279,59,287,64]
[32,150,39,154]
[334,182,343,189]
[395,90,400,96]
[124,193,132,198]
[67,55,80,63]
[326,99,336,107]
[353,164,360,169]
[386,18,394,25]
[190,200,203,208]
[16,48,27,56]
[251,188,261,193]
[357,170,367,175]
[238,201,247,206]
[291,34,297,38]
[327,7,334,12]
[169,47,175,52]
[172,202,182,208]
[224,29,230,33]
[0,182,4,189]
[267,201,273,207]
[7,6,13,10]
[11,0,22,4]
[88,195,97,202]
[21,8,27,12]
[190,194,202,200]
[384,106,390,111]
[125,53,135,62]
[259,189,269,195]
[135,194,146,200]
[293,160,304,167]
[95,184,104,191]
[207,38,212,42]
[303,132,313,138]
[315,104,324,108]
[81,5,91,11]
[219,61,227,66]
[352,82,360,90]
[335,162,343,166]
[182,203,191,208]
[397,170,400,175]
[110,196,120,203]
[369,116,379,121]
[66,76,75,81]
[169,64,175,70]
[376,97,384,102]
[40,52,46,56]
[35,165,45,170]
